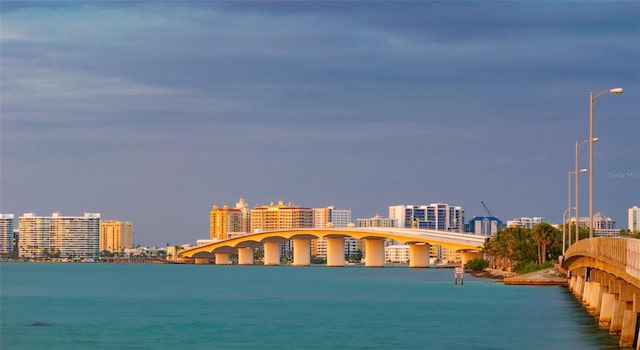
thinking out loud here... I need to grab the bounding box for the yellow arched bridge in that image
[178,227,486,267]
[562,237,640,348]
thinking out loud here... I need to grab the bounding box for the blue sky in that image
[1,1,638,246]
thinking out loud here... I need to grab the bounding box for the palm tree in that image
[532,222,557,264]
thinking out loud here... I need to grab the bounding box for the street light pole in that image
[562,208,570,255]
[567,170,573,250]
[576,139,595,243]
[562,170,577,250]
[589,88,623,238]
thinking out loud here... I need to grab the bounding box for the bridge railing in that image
[565,237,640,281]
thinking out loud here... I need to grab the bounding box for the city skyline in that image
[1,2,638,246]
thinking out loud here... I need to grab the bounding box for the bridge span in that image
[178,227,486,268]
[562,237,640,348]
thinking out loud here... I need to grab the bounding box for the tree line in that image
[483,223,640,272]
[483,222,566,272]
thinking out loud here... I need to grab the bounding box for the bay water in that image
[1,263,620,349]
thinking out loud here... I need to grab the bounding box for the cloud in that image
[1,1,638,244]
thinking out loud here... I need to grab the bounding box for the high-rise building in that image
[568,213,617,236]
[0,214,14,254]
[19,212,100,259]
[357,215,396,228]
[100,221,134,253]
[250,200,313,232]
[507,217,543,229]
[250,200,313,258]
[18,213,52,258]
[313,208,329,228]
[629,206,640,233]
[210,203,244,240]
[311,206,353,258]
[328,207,351,228]
[389,203,464,232]
[50,212,101,259]
[467,216,504,236]
[235,196,250,234]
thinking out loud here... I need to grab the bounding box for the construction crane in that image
[481,201,494,218]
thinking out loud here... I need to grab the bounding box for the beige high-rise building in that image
[235,196,250,234]
[250,200,313,232]
[210,203,244,240]
[100,221,133,253]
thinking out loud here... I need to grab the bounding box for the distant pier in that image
[99,257,169,264]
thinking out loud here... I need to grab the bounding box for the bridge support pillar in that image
[460,251,482,268]
[574,275,584,298]
[582,281,593,306]
[589,282,601,315]
[634,293,640,350]
[569,275,577,293]
[599,293,616,327]
[618,285,639,347]
[194,258,210,264]
[237,247,254,265]
[215,253,230,265]
[263,242,281,266]
[326,237,345,267]
[409,243,429,268]
[292,239,311,266]
[364,239,384,267]
[620,307,636,347]
[611,281,632,335]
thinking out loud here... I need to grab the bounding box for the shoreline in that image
[471,267,568,286]
[503,267,568,286]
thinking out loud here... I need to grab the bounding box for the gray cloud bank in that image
[1,2,638,245]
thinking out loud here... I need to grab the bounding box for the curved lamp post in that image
[589,88,623,238]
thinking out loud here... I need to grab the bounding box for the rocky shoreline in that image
[471,267,568,286]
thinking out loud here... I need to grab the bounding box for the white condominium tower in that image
[630,206,640,233]
[19,212,101,259]
[0,214,14,254]
[389,203,464,232]
[507,217,543,229]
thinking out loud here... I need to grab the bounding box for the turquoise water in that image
[1,263,619,349]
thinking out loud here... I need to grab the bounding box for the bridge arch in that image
[178,227,485,267]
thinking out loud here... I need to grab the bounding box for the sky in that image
[1,1,639,246]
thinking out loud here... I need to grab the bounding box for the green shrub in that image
[464,258,489,271]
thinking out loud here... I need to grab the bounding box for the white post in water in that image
[454,266,464,285]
